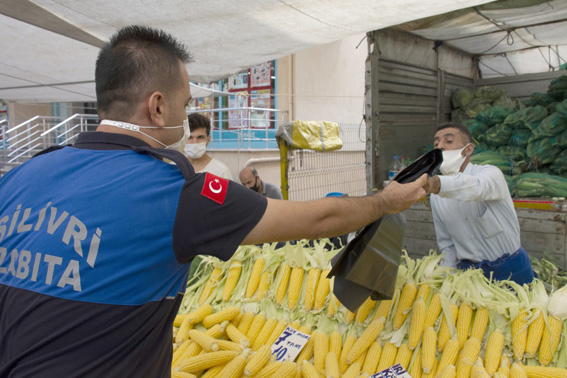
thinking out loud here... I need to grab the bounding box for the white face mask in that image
[101,119,190,153]
[185,142,207,159]
[440,144,470,176]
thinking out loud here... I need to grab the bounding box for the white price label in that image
[371,363,412,378]
[270,326,310,362]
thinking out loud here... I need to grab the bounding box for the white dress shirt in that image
[197,158,233,180]
[430,163,521,267]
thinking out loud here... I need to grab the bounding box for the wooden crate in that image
[403,200,567,270]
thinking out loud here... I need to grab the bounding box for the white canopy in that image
[1,0,566,103]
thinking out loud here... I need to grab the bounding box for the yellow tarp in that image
[277,120,343,151]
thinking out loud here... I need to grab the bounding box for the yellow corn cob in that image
[231,313,243,328]
[171,372,197,378]
[456,337,481,378]
[469,307,489,342]
[346,317,384,364]
[275,263,292,305]
[226,323,250,347]
[252,318,277,350]
[497,355,510,377]
[436,364,457,378]
[374,298,394,321]
[174,314,189,327]
[494,373,508,378]
[246,257,265,298]
[342,361,361,378]
[223,261,243,301]
[416,283,431,301]
[207,322,227,339]
[176,316,194,345]
[456,301,473,350]
[538,314,563,366]
[484,330,505,375]
[423,293,442,330]
[471,360,490,378]
[525,310,545,358]
[296,333,315,364]
[304,268,320,311]
[421,326,437,374]
[254,361,283,378]
[173,342,201,368]
[217,355,247,378]
[329,330,342,358]
[172,340,193,367]
[353,348,367,367]
[188,329,219,352]
[510,363,528,378]
[244,344,272,376]
[376,342,398,373]
[237,312,254,335]
[422,357,438,378]
[338,334,356,373]
[345,310,356,324]
[256,270,272,300]
[289,321,301,331]
[246,314,266,346]
[199,364,226,378]
[511,310,529,361]
[394,343,412,370]
[216,339,243,352]
[361,341,381,375]
[273,360,297,378]
[314,269,331,310]
[202,307,240,329]
[437,338,459,374]
[409,296,426,350]
[438,304,459,352]
[355,296,377,324]
[199,267,223,305]
[523,365,567,377]
[409,349,422,378]
[265,320,288,348]
[287,266,305,310]
[325,351,340,378]
[299,325,311,335]
[186,304,214,327]
[328,295,340,317]
[300,360,320,378]
[313,331,329,371]
[176,350,239,373]
[393,282,418,330]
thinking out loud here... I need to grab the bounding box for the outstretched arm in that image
[242,174,428,245]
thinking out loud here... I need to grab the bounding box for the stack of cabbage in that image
[171,241,567,377]
[451,76,567,198]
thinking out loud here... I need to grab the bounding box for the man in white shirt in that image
[427,122,535,284]
[185,113,233,179]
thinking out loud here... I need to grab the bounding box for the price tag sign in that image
[371,363,412,378]
[270,326,310,362]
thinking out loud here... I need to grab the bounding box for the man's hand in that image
[426,175,441,195]
[380,174,428,214]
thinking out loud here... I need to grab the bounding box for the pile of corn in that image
[171,241,567,378]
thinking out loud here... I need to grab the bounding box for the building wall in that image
[278,33,368,124]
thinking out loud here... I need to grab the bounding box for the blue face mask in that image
[101,119,190,153]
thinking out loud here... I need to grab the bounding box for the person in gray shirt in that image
[239,166,283,199]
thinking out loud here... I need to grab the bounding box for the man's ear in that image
[148,91,166,127]
[465,142,475,157]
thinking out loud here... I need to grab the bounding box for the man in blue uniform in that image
[0,25,427,377]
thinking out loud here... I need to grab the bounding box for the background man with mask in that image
[239,166,283,199]
[427,122,534,285]
[186,113,232,179]
[0,25,428,377]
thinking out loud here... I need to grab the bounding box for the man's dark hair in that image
[436,122,473,144]
[188,113,211,136]
[95,25,193,118]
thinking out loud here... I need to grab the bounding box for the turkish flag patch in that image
[201,172,229,205]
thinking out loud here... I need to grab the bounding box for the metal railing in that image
[1,114,98,170]
[188,106,289,150]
